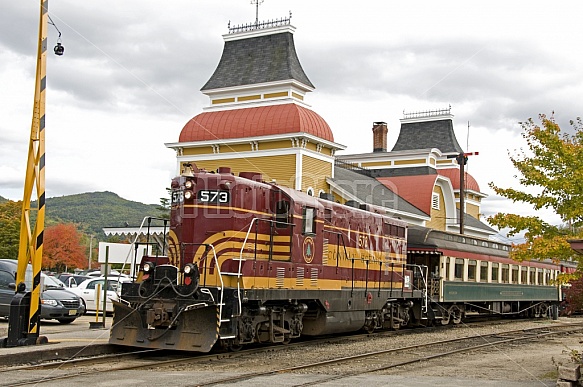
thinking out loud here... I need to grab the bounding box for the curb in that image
[0,344,118,367]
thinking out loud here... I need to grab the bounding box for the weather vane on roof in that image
[228,1,291,34]
[251,0,264,27]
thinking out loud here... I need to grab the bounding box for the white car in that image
[66,277,130,314]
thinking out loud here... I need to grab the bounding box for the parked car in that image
[0,259,85,324]
[66,277,130,314]
[85,270,128,279]
[56,273,91,288]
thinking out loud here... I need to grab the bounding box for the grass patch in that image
[541,370,558,379]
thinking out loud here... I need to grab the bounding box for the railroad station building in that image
[164,15,495,239]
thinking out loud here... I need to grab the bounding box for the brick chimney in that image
[372,122,388,152]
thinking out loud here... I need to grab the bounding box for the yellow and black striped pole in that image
[14,0,48,342]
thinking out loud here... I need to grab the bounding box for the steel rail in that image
[194,322,583,387]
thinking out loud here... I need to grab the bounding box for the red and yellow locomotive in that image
[110,164,424,351]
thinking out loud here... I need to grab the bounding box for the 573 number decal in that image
[197,190,230,204]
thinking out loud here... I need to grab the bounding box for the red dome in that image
[179,104,334,143]
[438,168,480,192]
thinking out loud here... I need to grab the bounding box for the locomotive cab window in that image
[275,200,290,229]
[303,206,316,235]
[324,208,332,223]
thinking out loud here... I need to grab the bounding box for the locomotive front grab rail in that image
[178,242,227,327]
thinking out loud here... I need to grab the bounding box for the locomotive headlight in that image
[184,190,194,200]
[185,180,194,189]
[143,261,155,273]
[184,263,198,276]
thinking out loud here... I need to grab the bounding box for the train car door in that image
[268,191,293,288]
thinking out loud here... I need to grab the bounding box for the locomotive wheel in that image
[450,305,462,324]
[220,340,243,352]
[440,308,451,325]
[364,322,375,334]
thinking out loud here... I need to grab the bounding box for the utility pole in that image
[89,235,94,270]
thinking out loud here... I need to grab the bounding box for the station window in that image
[491,263,499,282]
[545,270,551,285]
[454,259,464,280]
[468,260,477,281]
[537,269,543,285]
[512,266,519,284]
[502,264,509,283]
[480,261,488,281]
[521,267,528,284]
[302,207,316,234]
[529,268,535,285]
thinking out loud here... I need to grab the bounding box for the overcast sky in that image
[1,1,581,238]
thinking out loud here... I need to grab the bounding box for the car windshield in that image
[16,265,65,291]
[43,274,65,289]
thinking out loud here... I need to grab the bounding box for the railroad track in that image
[195,322,583,386]
[0,318,575,386]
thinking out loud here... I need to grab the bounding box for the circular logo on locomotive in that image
[303,236,315,264]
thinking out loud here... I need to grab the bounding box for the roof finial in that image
[251,0,264,27]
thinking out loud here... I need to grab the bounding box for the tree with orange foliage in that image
[43,223,87,272]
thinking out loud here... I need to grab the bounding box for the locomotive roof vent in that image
[345,200,360,208]
[319,192,335,201]
[239,171,263,182]
[218,166,232,175]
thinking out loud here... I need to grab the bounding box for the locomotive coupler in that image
[146,302,174,328]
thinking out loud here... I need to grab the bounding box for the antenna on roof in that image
[466,121,470,151]
[251,0,264,27]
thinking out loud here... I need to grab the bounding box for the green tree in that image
[488,114,583,274]
[156,188,172,220]
[0,200,21,259]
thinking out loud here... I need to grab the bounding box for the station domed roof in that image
[179,103,334,143]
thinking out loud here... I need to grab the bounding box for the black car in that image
[0,259,85,324]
